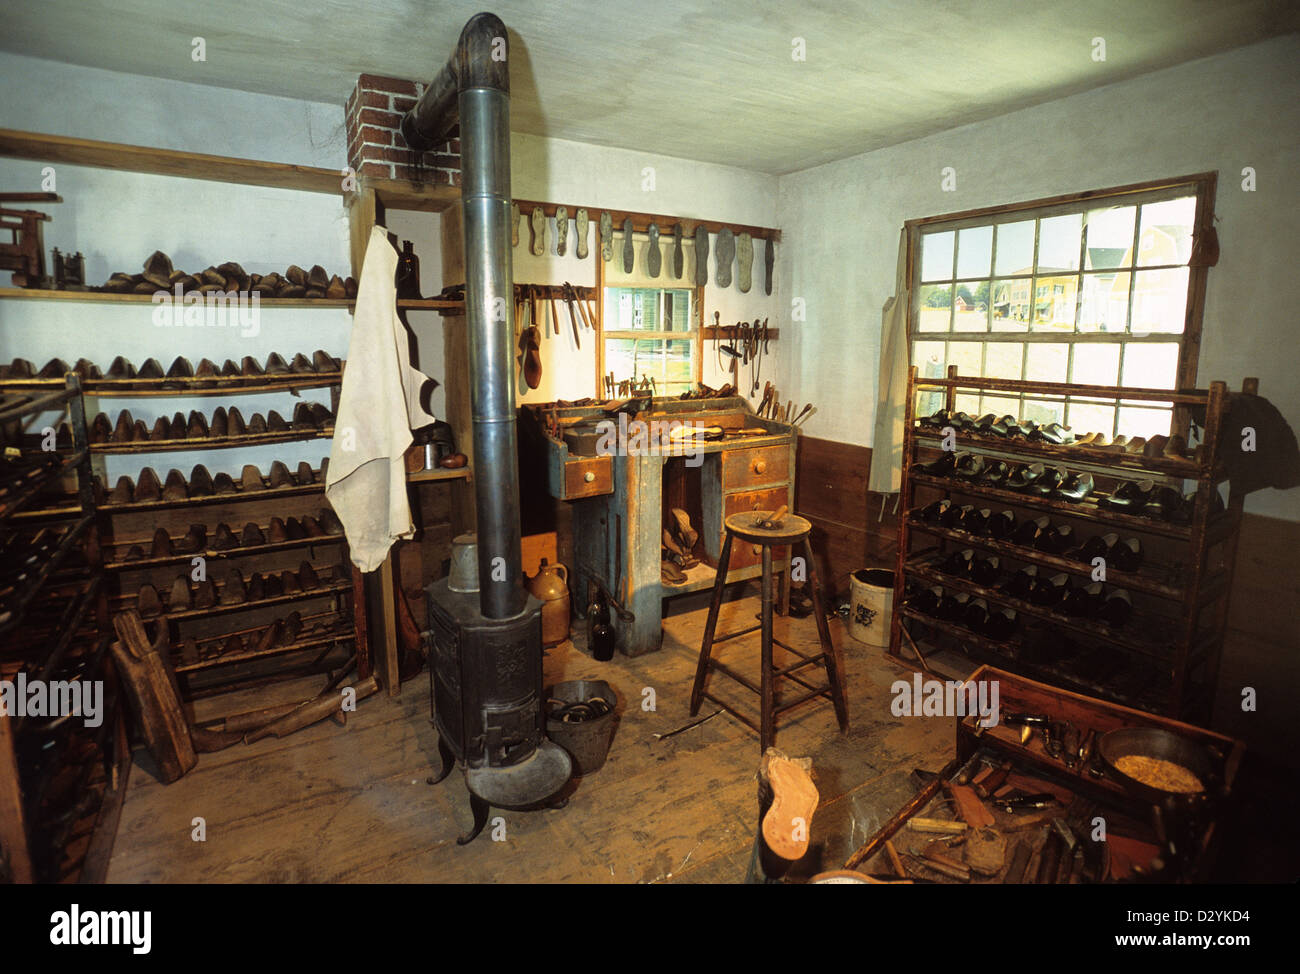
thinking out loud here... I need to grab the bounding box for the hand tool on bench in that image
[974,760,1014,799]
[751,505,788,530]
[790,403,814,426]
[884,839,908,878]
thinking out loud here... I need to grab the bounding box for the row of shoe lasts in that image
[918,409,1193,460]
[91,402,333,443]
[180,610,320,664]
[937,548,1134,627]
[101,253,356,300]
[0,350,340,381]
[136,562,333,617]
[923,452,1096,502]
[918,500,1143,569]
[0,448,61,490]
[100,459,327,505]
[119,509,343,561]
[909,585,1018,641]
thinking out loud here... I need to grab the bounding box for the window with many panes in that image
[908,175,1214,439]
[602,286,697,394]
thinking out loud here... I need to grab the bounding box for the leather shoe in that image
[918,499,949,523]
[240,522,265,546]
[1030,466,1067,497]
[280,570,302,594]
[90,413,113,443]
[298,561,320,589]
[285,517,306,540]
[987,510,1016,539]
[264,352,290,375]
[290,353,314,373]
[265,573,284,599]
[106,356,137,380]
[1013,515,1049,546]
[111,410,135,442]
[210,406,228,437]
[1099,589,1133,627]
[220,359,241,377]
[922,452,958,477]
[187,410,209,439]
[212,471,237,494]
[953,453,986,480]
[266,409,289,432]
[247,572,266,601]
[1053,472,1094,502]
[1006,462,1045,491]
[240,356,264,377]
[293,402,315,430]
[227,406,247,435]
[976,460,1010,487]
[312,349,340,372]
[1035,524,1073,554]
[1100,479,1154,511]
[303,516,326,537]
[241,465,264,491]
[248,412,268,434]
[166,356,193,379]
[137,358,165,379]
[296,461,316,485]
[194,576,218,609]
[150,416,171,441]
[175,524,206,554]
[109,476,134,505]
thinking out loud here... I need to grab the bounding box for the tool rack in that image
[891,366,1248,721]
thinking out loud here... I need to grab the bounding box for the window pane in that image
[1023,398,1066,427]
[1117,406,1172,439]
[956,226,993,279]
[1130,268,1188,334]
[604,338,693,391]
[918,284,952,332]
[921,231,955,282]
[1121,342,1179,389]
[1071,344,1120,385]
[1038,213,1082,272]
[1067,401,1116,437]
[994,220,1035,275]
[913,341,947,379]
[1084,205,1136,269]
[1031,275,1078,332]
[980,394,1021,419]
[985,343,1024,380]
[1137,196,1195,266]
[990,278,1029,331]
[1026,343,1069,382]
[1079,271,1129,333]
[948,342,983,377]
[955,393,981,415]
[953,282,988,332]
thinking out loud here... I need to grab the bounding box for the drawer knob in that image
[584,471,596,483]
[752,459,767,475]
[751,544,761,555]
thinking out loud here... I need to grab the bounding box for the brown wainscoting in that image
[795,436,899,599]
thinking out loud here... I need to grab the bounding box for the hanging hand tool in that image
[562,282,581,348]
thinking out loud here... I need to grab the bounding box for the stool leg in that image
[802,537,849,733]
[760,543,775,752]
[689,530,734,715]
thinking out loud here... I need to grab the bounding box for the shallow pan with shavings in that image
[1098,727,1222,807]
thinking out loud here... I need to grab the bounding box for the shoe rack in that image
[891,366,1248,723]
[78,357,367,698]
[0,375,128,883]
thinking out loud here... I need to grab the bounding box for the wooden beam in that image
[368,177,460,213]
[0,128,343,195]
[514,197,781,243]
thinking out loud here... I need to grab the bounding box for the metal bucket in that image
[544,680,617,776]
[447,532,479,593]
[849,568,894,647]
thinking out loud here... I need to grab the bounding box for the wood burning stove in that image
[405,12,571,843]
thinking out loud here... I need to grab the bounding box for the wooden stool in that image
[689,509,849,751]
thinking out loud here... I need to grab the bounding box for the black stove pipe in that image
[401,12,525,620]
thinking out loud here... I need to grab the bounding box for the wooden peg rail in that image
[702,324,781,341]
[512,198,781,243]
[514,283,597,301]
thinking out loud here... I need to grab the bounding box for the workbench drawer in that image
[722,444,789,488]
[723,486,789,570]
[559,455,613,500]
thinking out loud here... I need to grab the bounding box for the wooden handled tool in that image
[245,676,379,743]
[753,505,788,529]
[111,611,196,783]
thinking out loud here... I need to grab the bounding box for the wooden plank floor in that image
[107,594,953,883]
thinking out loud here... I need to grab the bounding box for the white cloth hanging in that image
[868,228,911,494]
[325,226,437,571]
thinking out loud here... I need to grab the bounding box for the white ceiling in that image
[4,0,1297,174]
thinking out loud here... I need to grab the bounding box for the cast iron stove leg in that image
[458,791,491,845]
[431,737,456,785]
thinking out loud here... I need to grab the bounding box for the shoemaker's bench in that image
[521,395,797,656]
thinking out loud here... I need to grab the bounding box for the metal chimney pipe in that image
[401,12,525,620]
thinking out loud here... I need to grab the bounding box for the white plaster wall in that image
[775,34,1300,522]
[0,54,353,481]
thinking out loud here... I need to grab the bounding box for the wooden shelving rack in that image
[890,366,1248,722]
[0,375,128,883]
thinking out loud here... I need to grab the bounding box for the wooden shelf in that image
[0,128,342,194]
[175,627,356,674]
[98,479,325,514]
[104,531,344,572]
[913,429,1211,481]
[407,466,470,484]
[90,427,333,454]
[3,371,343,397]
[114,578,349,622]
[0,288,464,315]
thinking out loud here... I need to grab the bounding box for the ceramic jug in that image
[527,559,570,646]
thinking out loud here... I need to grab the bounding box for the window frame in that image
[601,285,700,395]
[904,172,1217,438]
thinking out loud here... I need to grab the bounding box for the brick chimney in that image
[345,74,462,184]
